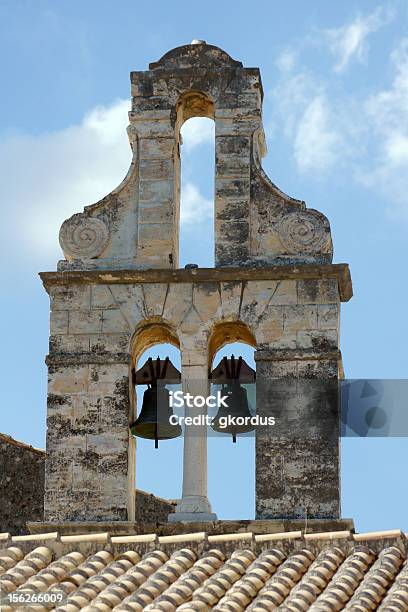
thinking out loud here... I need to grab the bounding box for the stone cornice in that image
[255,349,342,362]
[39,263,353,302]
[46,352,131,366]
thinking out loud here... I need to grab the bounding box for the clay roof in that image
[0,529,407,610]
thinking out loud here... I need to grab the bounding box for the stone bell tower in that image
[40,42,352,524]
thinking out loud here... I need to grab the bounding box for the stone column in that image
[214,113,255,267]
[44,354,135,523]
[169,351,217,522]
[255,349,340,520]
[130,111,179,268]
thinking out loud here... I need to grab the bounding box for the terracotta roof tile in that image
[247,549,315,610]
[309,546,375,610]
[0,531,407,610]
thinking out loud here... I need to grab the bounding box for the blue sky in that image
[1,0,408,531]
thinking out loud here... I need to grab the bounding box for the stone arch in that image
[130,320,180,366]
[208,320,256,368]
[176,91,215,127]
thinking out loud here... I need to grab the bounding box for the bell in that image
[212,380,255,443]
[130,383,182,448]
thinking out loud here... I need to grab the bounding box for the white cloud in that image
[275,49,297,73]
[180,182,213,224]
[0,99,131,261]
[0,100,214,265]
[360,38,408,217]
[269,69,345,173]
[180,117,214,151]
[268,29,408,217]
[324,6,395,72]
[294,95,342,172]
[384,134,408,166]
[365,38,408,133]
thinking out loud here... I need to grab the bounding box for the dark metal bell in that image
[212,380,255,443]
[130,384,182,448]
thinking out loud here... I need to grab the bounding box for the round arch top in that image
[149,41,243,70]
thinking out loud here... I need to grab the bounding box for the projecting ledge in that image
[39,263,352,302]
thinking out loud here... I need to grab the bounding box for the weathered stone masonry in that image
[0,434,44,535]
[0,433,175,533]
[41,42,352,524]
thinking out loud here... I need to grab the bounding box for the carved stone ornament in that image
[59,214,110,260]
[278,209,331,255]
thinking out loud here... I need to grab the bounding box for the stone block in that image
[297,359,339,379]
[215,178,250,199]
[50,286,91,311]
[109,285,147,328]
[240,281,280,326]
[216,159,250,178]
[216,241,249,267]
[297,329,338,351]
[255,358,298,379]
[91,285,117,309]
[283,305,318,332]
[215,116,261,136]
[101,308,129,333]
[193,283,222,322]
[139,158,174,180]
[256,320,284,346]
[270,280,298,305]
[297,279,339,304]
[162,283,192,326]
[317,304,339,329]
[48,365,89,395]
[139,137,175,159]
[220,281,243,319]
[216,135,250,156]
[137,222,174,246]
[138,202,173,225]
[69,310,103,334]
[49,333,90,354]
[88,364,129,394]
[139,179,173,204]
[50,310,69,335]
[143,283,169,317]
[216,198,249,221]
[179,304,205,333]
[90,333,130,354]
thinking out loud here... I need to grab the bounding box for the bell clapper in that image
[154,422,158,449]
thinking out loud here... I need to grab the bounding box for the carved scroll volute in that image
[59,213,110,261]
[277,209,333,257]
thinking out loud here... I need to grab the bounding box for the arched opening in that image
[207,322,256,519]
[177,92,215,268]
[130,324,183,503]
